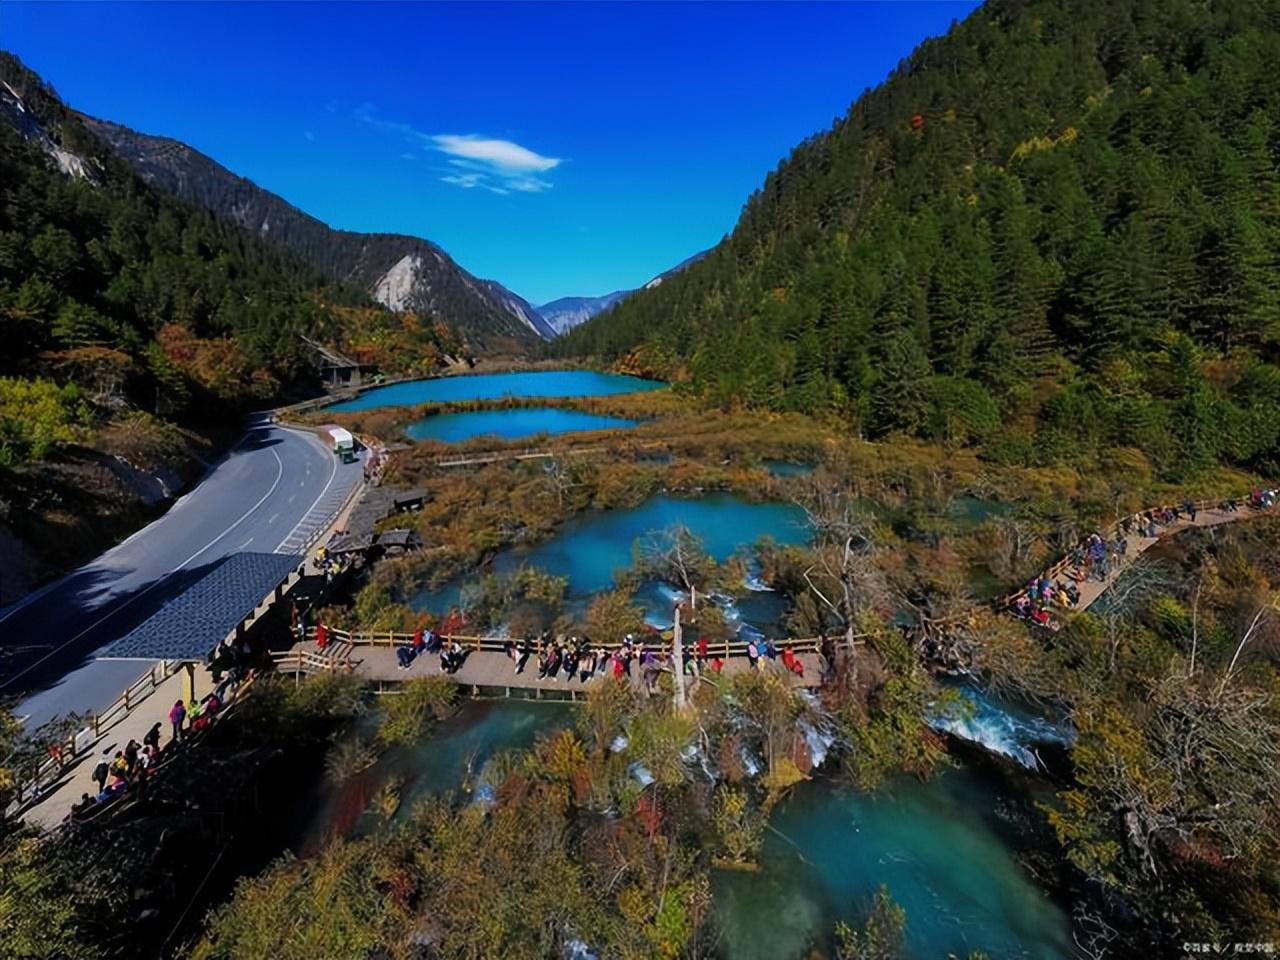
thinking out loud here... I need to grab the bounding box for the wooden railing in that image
[7,659,185,810]
[305,625,824,661]
[999,493,1270,608]
[268,648,357,675]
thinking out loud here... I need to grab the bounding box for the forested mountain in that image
[555,0,1280,481]
[0,52,469,578]
[83,116,558,349]
[538,251,708,336]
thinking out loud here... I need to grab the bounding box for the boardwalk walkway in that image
[1011,494,1277,620]
[18,666,217,829]
[279,628,822,697]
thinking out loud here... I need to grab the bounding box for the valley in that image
[3,1,1280,958]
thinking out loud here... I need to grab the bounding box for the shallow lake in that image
[411,493,810,632]
[406,407,639,443]
[300,701,573,852]
[328,370,664,412]
[763,460,816,477]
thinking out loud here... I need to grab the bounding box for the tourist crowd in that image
[66,687,228,823]
[1010,490,1279,628]
[383,625,809,692]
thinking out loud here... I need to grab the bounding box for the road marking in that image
[267,513,279,524]
[0,444,286,694]
[274,439,340,553]
[0,429,274,626]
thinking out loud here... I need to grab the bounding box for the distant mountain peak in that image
[536,250,709,336]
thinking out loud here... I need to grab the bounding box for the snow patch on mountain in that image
[373,254,422,312]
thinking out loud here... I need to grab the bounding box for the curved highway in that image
[0,418,363,729]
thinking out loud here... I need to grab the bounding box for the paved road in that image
[0,417,363,729]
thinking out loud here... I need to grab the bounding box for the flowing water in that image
[327,369,664,412]
[406,407,639,443]
[931,680,1075,770]
[713,772,1076,959]
[296,705,1075,958]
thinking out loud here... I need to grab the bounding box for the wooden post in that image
[181,661,197,704]
[672,605,686,709]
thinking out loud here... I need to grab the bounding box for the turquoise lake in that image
[328,370,664,412]
[713,772,1075,960]
[411,493,810,626]
[406,407,639,443]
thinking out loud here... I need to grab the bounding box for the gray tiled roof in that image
[100,553,303,661]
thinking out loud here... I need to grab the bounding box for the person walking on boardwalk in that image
[92,756,109,794]
[169,699,186,743]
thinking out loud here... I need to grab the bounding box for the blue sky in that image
[6,1,979,304]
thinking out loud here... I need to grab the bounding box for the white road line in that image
[0,445,286,693]
[0,431,265,626]
[274,442,340,554]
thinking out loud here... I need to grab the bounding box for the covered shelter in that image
[99,552,304,700]
[374,528,421,555]
[300,335,366,389]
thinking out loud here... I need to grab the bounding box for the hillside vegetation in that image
[556,0,1280,482]
[0,53,459,581]
[84,115,555,351]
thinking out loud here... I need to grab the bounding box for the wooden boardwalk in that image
[281,641,821,697]
[1016,497,1276,616]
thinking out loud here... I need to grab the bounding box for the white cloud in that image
[356,105,561,195]
[430,134,560,174]
[441,173,482,189]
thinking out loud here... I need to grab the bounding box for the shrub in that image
[377,676,458,746]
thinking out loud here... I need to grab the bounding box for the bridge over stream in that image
[277,629,824,698]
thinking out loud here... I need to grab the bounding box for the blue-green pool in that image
[328,370,664,412]
[303,702,1076,958]
[411,493,810,626]
[713,772,1075,959]
[406,407,639,443]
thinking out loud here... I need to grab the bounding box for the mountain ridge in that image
[553,0,1280,483]
[536,249,709,335]
[80,115,557,350]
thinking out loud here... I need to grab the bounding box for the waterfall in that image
[930,684,1075,770]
